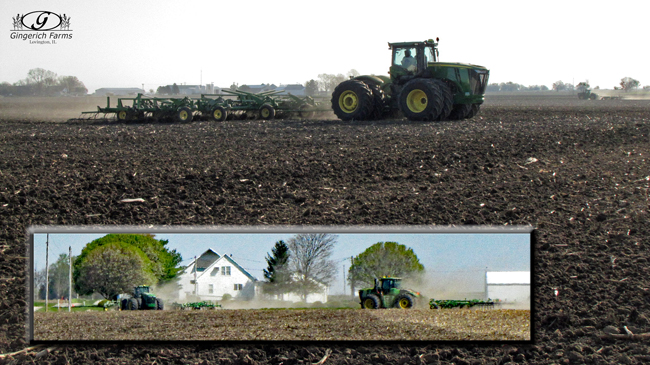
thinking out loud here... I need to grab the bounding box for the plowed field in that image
[2,94,650,364]
[33,309,530,341]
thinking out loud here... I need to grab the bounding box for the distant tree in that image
[239,84,251,92]
[48,253,73,300]
[499,82,521,92]
[156,85,171,95]
[305,79,319,96]
[26,68,58,88]
[486,83,500,92]
[262,240,292,297]
[318,73,347,94]
[348,242,425,290]
[347,69,360,78]
[552,80,566,92]
[287,234,337,302]
[540,85,550,91]
[620,77,640,92]
[58,75,87,95]
[75,242,154,299]
[172,83,180,95]
[34,267,47,300]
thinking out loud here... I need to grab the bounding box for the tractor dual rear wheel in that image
[331,80,375,121]
[398,79,446,121]
[362,294,381,309]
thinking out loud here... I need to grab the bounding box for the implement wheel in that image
[398,79,444,121]
[116,110,128,122]
[175,107,193,123]
[395,294,415,309]
[259,104,275,120]
[331,80,374,121]
[212,106,227,122]
[362,294,381,309]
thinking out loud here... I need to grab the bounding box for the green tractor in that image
[359,277,421,309]
[332,38,489,122]
[120,285,164,311]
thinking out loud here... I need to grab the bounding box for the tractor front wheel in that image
[362,294,381,309]
[128,298,138,310]
[395,294,416,309]
[331,80,374,121]
[398,79,444,121]
[156,298,164,310]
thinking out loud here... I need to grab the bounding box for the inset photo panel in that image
[29,226,533,342]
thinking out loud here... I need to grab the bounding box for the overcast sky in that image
[2,1,647,93]
[32,228,531,295]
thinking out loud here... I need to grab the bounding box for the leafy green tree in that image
[75,242,154,299]
[262,240,292,297]
[73,234,182,298]
[348,242,425,290]
[287,234,337,301]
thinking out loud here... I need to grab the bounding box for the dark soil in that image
[2,94,650,363]
[33,309,529,341]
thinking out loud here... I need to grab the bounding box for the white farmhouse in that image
[178,249,257,301]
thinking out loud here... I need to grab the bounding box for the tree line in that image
[488,77,645,93]
[35,233,426,303]
[0,68,87,97]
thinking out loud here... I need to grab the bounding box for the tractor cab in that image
[378,277,401,293]
[133,285,151,299]
[389,39,439,80]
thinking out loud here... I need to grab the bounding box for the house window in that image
[234,284,243,291]
[211,267,219,276]
[190,280,196,284]
[209,284,213,294]
[222,266,231,276]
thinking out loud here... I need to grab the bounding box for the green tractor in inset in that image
[120,285,164,310]
[332,38,489,122]
[359,277,421,309]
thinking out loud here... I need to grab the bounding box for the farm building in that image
[178,249,257,301]
[94,88,144,96]
[485,271,530,304]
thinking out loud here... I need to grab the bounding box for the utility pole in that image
[194,256,197,297]
[342,264,345,295]
[45,234,49,312]
[68,246,72,312]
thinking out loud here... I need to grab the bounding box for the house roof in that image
[187,248,257,282]
[486,271,530,285]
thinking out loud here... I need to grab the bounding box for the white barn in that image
[178,249,257,301]
[486,271,530,304]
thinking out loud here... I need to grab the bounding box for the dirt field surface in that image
[33,309,530,341]
[2,94,650,363]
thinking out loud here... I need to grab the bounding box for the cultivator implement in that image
[429,298,500,310]
[69,90,331,124]
[173,301,222,310]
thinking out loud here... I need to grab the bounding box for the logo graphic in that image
[10,11,73,43]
